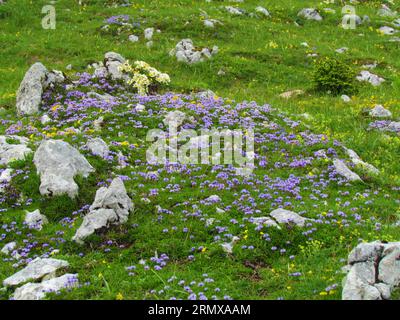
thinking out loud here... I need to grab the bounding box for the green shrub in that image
[313,57,357,95]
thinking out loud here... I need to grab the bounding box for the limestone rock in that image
[25,209,48,230]
[251,217,280,228]
[298,8,323,21]
[333,159,362,182]
[3,257,69,287]
[170,39,217,64]
[342,241,400,300]
[85,137,109,158]
[1,242,16,255]
[343,147,379,175]
[33,139,94,198]
[16,63,65,115]
[369,105,392,118]
[0,168,13,193]
[72,177,133,243]
[269,208,308,227]
[16,63,48,115]
[0,135,32,165]
[279,90,304,99]
[13,274,78,300]
[356,71,385,86]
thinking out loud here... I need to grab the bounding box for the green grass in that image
[0,0,399,300]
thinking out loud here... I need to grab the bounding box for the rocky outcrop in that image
[94,52,127,80]
[16,63,65,115]
[3,258,69,287]
[333,159,362,182]
[369,105,392,118]
[24,209,48,230]
[170,39,218,64]
[298,8,323,21]
[269,208,309,227]
[343,147,379,175]
[13,274,78,300]
[33,139,94,198]
[357,71,385,86]
[0,135,32,165]
[72,177,133,244]
[342,241,400,300]
[85,137,109,158]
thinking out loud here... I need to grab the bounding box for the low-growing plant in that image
[313,57,357,95]
[118,60,171,95]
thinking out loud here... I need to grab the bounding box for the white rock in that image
[128,34,139,42]
[85,137,109,158]
[255,6,270,17]
[0,135,32,165]
[135,104,146,112]
[204,20,215,28]
[72,177,133,244]
[348,241,384,264]
[144,28,154,40]
[221,236,240,254]
[1,242,16,255]
[16,63,64,115]
[87,91,115,103]
[379,26,397,35]
[356,71,385,86]
[251,217,280,228]
[369,121,400,133]
[3,257,69,287]
[342,241,400,300]
[269,208,308,227]
[25,209,48,230]
[335,47,348,54]
[104,52,126,80]
[0,168,13,193]
[33,139,94,198]
[16,63,48,115]
[378,245,400,286]
[13,274,78,300]
[342,263,381,300]
[369,105,392,118]
[341,95,351,102]
[333,159,362,182]
[343,147,379,175]
[196,90,216,100]
[205,195,221,203]
[298,8,323,21]
[40,114,51,125]
[171,39,217,64]
[225,6,244,16]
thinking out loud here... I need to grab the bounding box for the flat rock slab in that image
[3,258,69,287]
[333,159,362,182]
[0,135,32,165]
[13,274,78,300]
[269,208,308,227]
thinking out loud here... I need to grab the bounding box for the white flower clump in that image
[118,60,170,95]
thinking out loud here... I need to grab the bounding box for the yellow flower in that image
[116,293,124,300]
[120,141,129,147]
